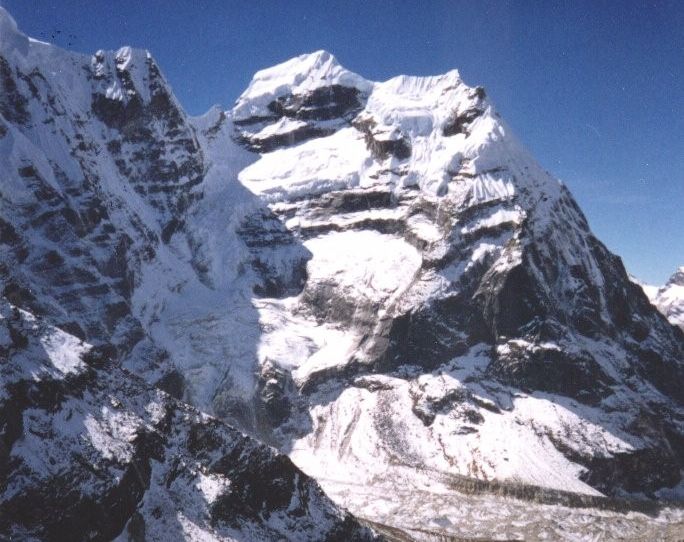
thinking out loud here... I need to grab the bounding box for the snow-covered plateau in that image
[0,7,682,540]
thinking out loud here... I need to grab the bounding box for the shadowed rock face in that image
[237,208,311,298]
[90,51,204,219]
[0,56,29,124]
[0,39,207,385]
[0,13,381,540]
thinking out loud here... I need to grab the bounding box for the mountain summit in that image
[641,267,684,331]
[1,9,682,540]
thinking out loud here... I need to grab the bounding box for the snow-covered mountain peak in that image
[641,267,684,330]
[667,266,684,286]
[373,68,462,100]
[89,45,163,105]
[0,11,171,120]
[232,50,372,121]
[235,51,562,202]
[0,7,19,36]
[363,69,472,138]
[226,54,684,527]
[113,45,150,68]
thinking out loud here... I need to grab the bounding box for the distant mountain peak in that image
[641,267,684,330]
[667,266,684,286]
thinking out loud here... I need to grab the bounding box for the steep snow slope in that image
[1,7,683,539]
[640,267,684,330]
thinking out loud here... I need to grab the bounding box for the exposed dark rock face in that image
[255,362,294,428]
[235,83,366,153]
[240,123,336,153]
[443,86,486,136]
[0,34,224,406]
[0,55,29,124]
[374,295,477,373]
[268,84,364,121]
[155,369,186,400]
[487,341,614,404]
[353,116,412,160]
[90,49,204,220]
[237,209,311,298]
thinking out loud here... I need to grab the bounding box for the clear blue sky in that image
[3,0,682,283]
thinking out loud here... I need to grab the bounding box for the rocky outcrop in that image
[232,51,370,154]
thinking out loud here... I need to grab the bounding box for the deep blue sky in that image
[3,0,682,283]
